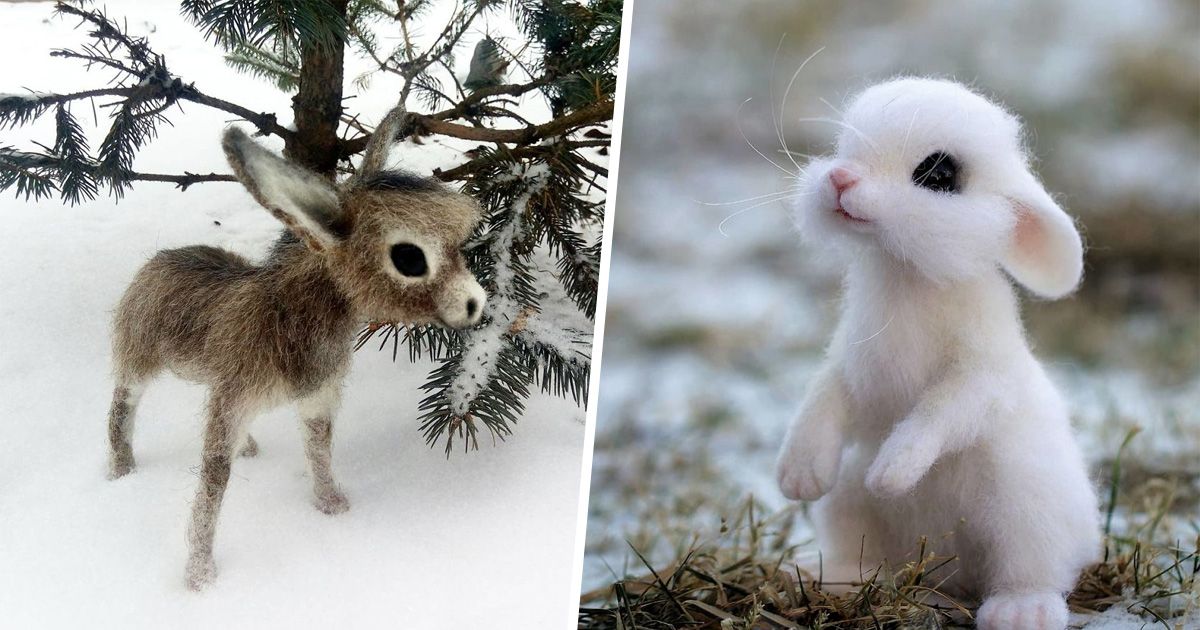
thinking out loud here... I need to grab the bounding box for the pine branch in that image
[396,0,492,104]
[431,139,605,183]
[53,104,98,204]
[181,0,349,55]
[0,148,235,200]
[341,98,612,156]
[181,85,293,140]
[1,2,299,201]
[546,219,600,319]
[426,77,554,122]
[19,4,296,140]
[0,148,59,201]
[420,96,611,142]
[224,42,300,90]
[125,171,238,189]
[9,82,293,141]
[54,3,159,69]
[418,343,529,453]
[511,329,590,403]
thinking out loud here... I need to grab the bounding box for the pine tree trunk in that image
[286,0,349,178]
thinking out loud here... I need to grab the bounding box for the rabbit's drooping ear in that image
[1001,170,1083,299]
[222,127,345,252]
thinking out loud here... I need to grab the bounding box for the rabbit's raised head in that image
[794,78,1082,298]
[221,108,486,329]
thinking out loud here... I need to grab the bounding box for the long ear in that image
[357,105,411,179]
[222,127,344,252]
[1001,170,1083,299]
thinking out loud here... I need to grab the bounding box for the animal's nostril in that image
[829,167,860,194]
[466,298,478,318]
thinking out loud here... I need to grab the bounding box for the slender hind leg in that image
[298,381,348,515]
[107,381,146,479]
[184,386,245,591]
[973,462,1097,630]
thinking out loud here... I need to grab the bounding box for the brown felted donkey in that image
[105,108,486,590]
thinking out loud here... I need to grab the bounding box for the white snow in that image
[1074,605,1200,630]
[0,2,588,629]
[0,91,44,102]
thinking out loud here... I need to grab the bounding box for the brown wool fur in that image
[106,109,485,590]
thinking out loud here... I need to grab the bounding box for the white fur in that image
[776,78,1100,630]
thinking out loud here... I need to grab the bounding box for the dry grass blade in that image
[579,501,971,629]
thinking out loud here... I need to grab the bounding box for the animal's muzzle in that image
[438,275,487,329]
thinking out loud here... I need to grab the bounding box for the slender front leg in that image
[107,382,144,479]
[298,382,349,515]
[865,361,996,498]
[185,388,242,591]
[776,362,850,501]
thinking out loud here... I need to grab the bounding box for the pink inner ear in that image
[1012,203,1050,269]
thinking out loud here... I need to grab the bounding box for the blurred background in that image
[584,0,1199,597]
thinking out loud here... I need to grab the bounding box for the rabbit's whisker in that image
[778,47,825,172]
[849,313,895,346]
[777,149,818,160]
[737,97,795,178]
[768,34,803,176]
[718,191,814,237]
[819,96,843,117]
[901,108,921,158]
[697,188,803,207]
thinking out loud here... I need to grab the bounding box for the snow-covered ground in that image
[0,2,588,628]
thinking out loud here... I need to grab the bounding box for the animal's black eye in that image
[912,152,960,193]
[390,243,427,277]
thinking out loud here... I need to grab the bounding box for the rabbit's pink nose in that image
[828,167,860,195]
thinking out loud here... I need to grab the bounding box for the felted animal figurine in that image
[106,108,487,590]
[775,78,1100,630]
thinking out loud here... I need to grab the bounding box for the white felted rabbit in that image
[775,77,1100,630]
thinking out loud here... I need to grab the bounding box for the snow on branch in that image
[448,164,550,415]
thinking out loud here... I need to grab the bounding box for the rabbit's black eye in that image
[912,152,960,193]
[390,243,427,277]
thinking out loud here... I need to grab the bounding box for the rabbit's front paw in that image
[976,592,1067,630]
[865,430,938,498]
[776,441,841,501]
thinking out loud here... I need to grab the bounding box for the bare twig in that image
[126,171,237,189]
[419,99,613,143]
[397,1,487,104]
[344,98,613,156]
[431,139,610,182]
